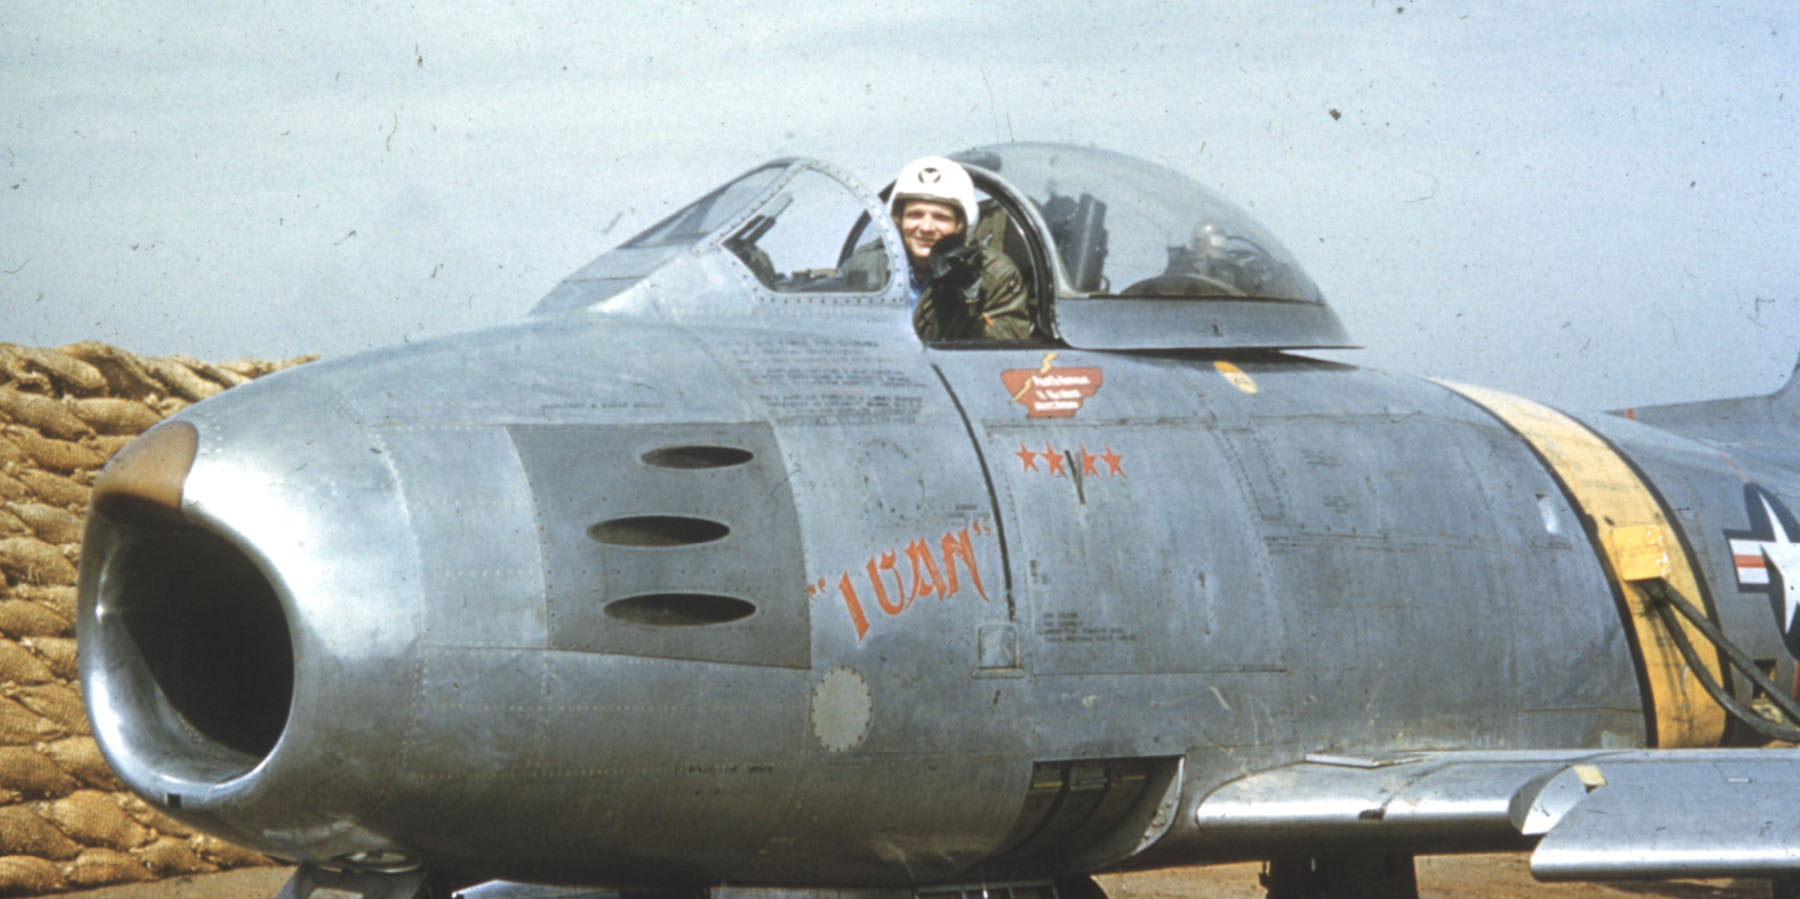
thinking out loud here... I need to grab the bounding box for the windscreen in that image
[623,165,787,250]
[534,160,893,316]
[721,168,891,294]
[954,144,1321,303]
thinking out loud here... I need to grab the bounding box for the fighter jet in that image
[77,143,1800,899]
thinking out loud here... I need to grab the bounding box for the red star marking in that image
[1041,443,1065,476]
[1015,442,1038,471]
[1078,446,1099,476]
[1100,445,1124,476]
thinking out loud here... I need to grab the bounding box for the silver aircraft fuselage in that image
[77,144,1800,897]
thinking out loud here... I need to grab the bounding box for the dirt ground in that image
[51,855,1768,899]
[1096,856,1764,898]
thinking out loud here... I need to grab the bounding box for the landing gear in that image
[276,864,430,899]
[1260,853,1418,899]
[275,864,479,899]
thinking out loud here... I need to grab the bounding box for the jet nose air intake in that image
[81,419,296,787]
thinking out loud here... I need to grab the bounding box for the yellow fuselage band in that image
[1441,381,1726,747]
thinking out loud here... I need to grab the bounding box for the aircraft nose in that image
[79,373,421,849]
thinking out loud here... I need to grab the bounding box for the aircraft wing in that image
[1193,749,1800,880]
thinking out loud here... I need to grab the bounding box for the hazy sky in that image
[5,2,1796,409]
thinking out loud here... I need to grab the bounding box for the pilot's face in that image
[898,200,963,263]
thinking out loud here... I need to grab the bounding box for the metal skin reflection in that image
[77,145,1800,899]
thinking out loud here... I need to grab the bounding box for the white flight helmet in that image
[888,156,979,230]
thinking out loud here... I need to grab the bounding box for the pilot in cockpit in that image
[887,157,1031,342]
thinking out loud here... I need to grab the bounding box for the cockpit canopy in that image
[532,143,1350,350]
[951,144,1322,303]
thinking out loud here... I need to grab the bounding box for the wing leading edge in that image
[1192,749,1800,881]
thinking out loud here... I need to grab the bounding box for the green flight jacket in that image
[913,246,1032,342]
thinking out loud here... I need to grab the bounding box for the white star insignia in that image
[1744,496,1800,632]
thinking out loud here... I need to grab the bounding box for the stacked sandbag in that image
[0,342,313,895]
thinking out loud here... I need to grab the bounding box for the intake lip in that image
[89,420,198,527]
[81,446,295,787]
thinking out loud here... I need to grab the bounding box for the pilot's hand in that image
[927,233,984,297]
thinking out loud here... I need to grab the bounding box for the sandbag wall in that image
[0,343,312,895]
